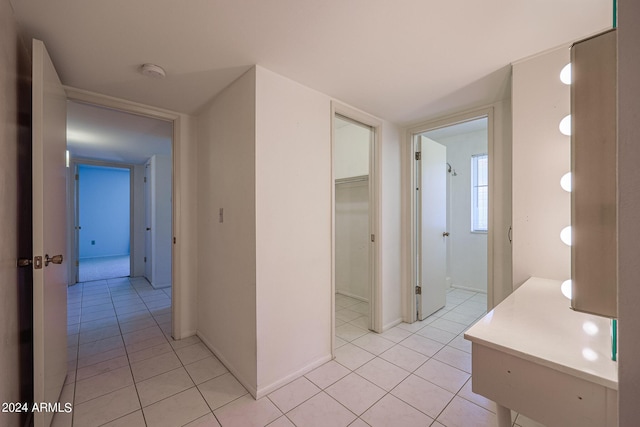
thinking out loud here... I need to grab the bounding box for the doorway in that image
[332,105,381,349]
[410,115,490,321]
[67,100,173,290]
[75,163,132,282]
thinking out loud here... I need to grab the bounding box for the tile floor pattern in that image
[55,279,544,427]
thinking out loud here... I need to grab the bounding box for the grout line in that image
[108,277,147,427]
[71,283,491,426]
[331,291,488,427]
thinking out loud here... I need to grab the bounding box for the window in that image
[471,154,488,232]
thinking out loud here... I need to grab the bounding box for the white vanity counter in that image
[464,277,618,427]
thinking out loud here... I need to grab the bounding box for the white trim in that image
[198,333,331,400]
[451,284,488,294]
[382,318,403,332]
[404,106,495,323]
[196,332,258,398]
[331,101,383,350]
[335,290,369,303]
[64,86,186,339]
[255,355,332,399]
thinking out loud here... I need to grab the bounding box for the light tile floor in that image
[78,255,130,282]
[55,280,543,427]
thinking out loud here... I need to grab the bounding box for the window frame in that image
[471,153,489,233]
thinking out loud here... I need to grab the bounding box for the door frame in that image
[64,86,186,339]
[404,106,495,323]
[70,160,134,284]
[331,101,382,352]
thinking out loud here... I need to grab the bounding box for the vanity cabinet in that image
[465,278,618,427]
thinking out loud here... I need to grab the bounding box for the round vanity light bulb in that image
[561,279,572,300]
[560,63,572,85]
[560,172,572,192]
[559,115,571,136]
[560,226,572,246]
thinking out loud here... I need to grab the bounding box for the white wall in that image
[194,64,404,396]
[437,129,488,292]
[0,1,28,424]
[380,121,403,329]
[196,68,257,392]
[334,118,370,179]
[512,46,571,287]
[335,180,369,300]
[255,66,332,396]
[618,0,640,422]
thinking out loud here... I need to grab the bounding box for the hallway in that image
[56,279,539,427]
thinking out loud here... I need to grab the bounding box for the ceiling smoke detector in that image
[140,63,166,79]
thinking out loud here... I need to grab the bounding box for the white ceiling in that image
[67,101,172,164]
[11,0,611,126]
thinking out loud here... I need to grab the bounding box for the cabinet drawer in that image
[472,344,617,427]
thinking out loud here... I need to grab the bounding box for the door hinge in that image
[371,234,375,243]
[75,174,79,181]
[415,152,421,160]
[144,177,147,183]
[75,260,79,267]
[415,285,422,295]
[144,257,147,263]
[173,237,176,244]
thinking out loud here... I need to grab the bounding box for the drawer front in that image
[472,344,617,427]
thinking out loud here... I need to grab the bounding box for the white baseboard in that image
[335,290,369,303]
[255,354,332,399]
[150,281,171,290]
[451,284,487,294]
[382,318,403,332]
[197,331,332,400]
[197,331,258,398]
[173,329,197,341]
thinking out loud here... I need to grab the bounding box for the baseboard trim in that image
[255,354,332,399]
[451,284,487,294]
[196,331,258,398]
[336,290,369,303]
[173,329,197,341]
[382,318,403,332]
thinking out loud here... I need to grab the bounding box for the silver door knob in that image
[442,232,450,237]
[45,254,63,266]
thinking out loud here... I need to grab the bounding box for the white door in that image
[417,136,447,320]
[32,39,68,427]
[144,161,153,283]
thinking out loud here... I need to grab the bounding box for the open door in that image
[417,136,447,320]
[32,39,68,427]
